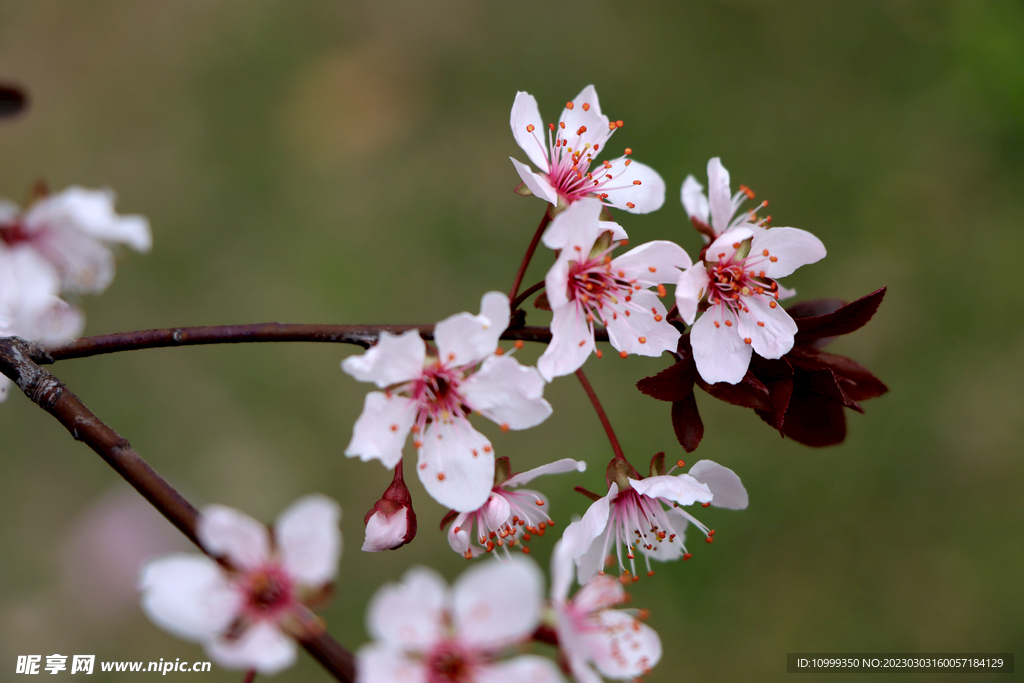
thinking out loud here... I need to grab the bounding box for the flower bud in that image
[362,461,417,552]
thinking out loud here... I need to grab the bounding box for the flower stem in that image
[242,671,257,683]
[575,368,625,461]
[0,337,357,683]
[509,280,546,311]
[508,209,552,305]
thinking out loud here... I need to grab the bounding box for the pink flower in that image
[446,457,586,559]
[550,539,661,683]
[509,86,665,214]
[343,292,553,512]
[357,559,563,683]
[0,187,151,295]
[138,495,342,675]
[676,225,826,385]
[562,459,747,584]
[537,199,691,380]
[681,158,770,242]
[363,463,417,553]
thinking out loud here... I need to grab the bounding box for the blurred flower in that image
[563,456,746,584]
[357,559,562,683]
[445,456,586,559]
[550,539,661,683]
[681,157,770,243]
[639,288,889,449]
[0,186,151,295]
[138,495,341,675]
[363,461,417,552]
[343,292,552,512]
[676,225,826,384]
[537,199,690,380]
[509,86,665,214]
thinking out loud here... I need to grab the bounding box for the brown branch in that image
[35,323,608,364]
[510,280,546,311]
[508,209,552,304]
[575,367,625,461]
[0,336,355,683]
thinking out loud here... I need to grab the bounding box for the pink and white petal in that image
[681,175,710,224]
[356,643,426,683]
[590,609,662,679]
[435,291,510,367]
[541,196,605,252]
[447,512,476,556]
[544,250,573,311]
[706,157,734,234]
[690,309,752,385]
[537,302,594,381]
[688,460,749,510]
[705,226,753,264]
[417,420,495,512]
[561,484,615,560]
[453,558,544,648]
[342,330,426,389]
[573,573,625,613]
[461,355,552,430]
[611,240,692,286]
[504,458,586,488]
[558,85,610,150]
[477,656,566,683]
[197,505,271,571]
[30,296,84,345]
[510,157,559,205]
[367,566,448,651]
[776,282,797,301]
[26,187,152,251]
[750,226,826,279]
[481,493,512,531]
[563,654,604,683]
[611,289,677,353]
[675,264,711,325]
[206,621,296,675]
[628,474,712,507]
[275,494,342,586]
[550,539,575,603]
[363,508,410,552]
[138,554,240,641]
[740,293,797,360]
[345,392,418,468]
[31,226,117,294]
[603,158,666,214]
[509,92,550,171]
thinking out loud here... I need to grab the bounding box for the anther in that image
[624,148,632,155]
[638,336,646,344]
[733,242,741,249]
[769,300,777,309]
[744,337,751,344]
[770,256,778,262]
[437,473,445,481]
[615,120,624,128]
[582,103,590,111]
[632,180,642,185]
[654,314,662,322]
[739,185,755,199]
[596,349,603,358]
[762,249,769,257]
[626,202,635,209]
[494,347,505,356]
[706,536,714,543]
[713,321,720,328]
[757,321,765,327]
[709,529,715,535]
[657,284,667,297]
[619,351,628,359]
[390,424,399,432]
[559,121,565,129]
[501,423,509,433]
[548,123,555,131]
[577,126,587,135]
[624,159,632,166]
[526,124,535,133]
[724,320,733,327]
[483,445,492,453]
[683,553,692,560]
[601,193,610,199]
[702,502,711,507]
[647,570,655,577]
[514,340,524,349]
[566,101,574,110]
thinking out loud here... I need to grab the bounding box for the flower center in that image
[606,488,709,578]
[458,489,552,559]
[567,254,632,325]
[412,362,467,422]
[242,566,294,620]
[706,252,779,316]
[0,221,30,246]
[425,641,477,683]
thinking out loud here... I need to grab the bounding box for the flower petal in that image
[434,291,509,367]
[138,554,240,641]
[690,309,752,385]
[504,458,586,488]
[604,289,678,358]
[590,609,662,679]
[706,157,733,234]
[572,573,625,613]
[628,474,712,507]
[461,355,552,430]
[510,157,559,205]
[558,85,611,151]
[275,494,341,586]
[541,196,611,252]
[688,460,748,510]
[611,240,692,286]
[342,330,426,389]
[363,508,410,552]
[197,505,270,571]
[356,643,426,683]
[602,158,666,214]
[477,656,566,683]
[537,301,594,381]
[417,419,495,512]
[367,566,448,651]
[706,225,753,263]
[345,392,418,468]
[26,187,152,251]
[550,539,575,603]
[206,621,296,675]
[447,512,477,557]
[453,558,543,648]
[675,264,711,325]
[750,226,826,279]
[740,293,797,360]
[681,175,710,224]
[509,92,550,171]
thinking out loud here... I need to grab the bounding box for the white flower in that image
[550,539,661,683]
[537,199,690,380]
[510,86,665,214]
[562,459,747,584]
[681,157,769,242]
[676,225,826,385]
[343,292,553,512]
[0,187,151,294]
[357,559,563,683]
[447,457,586,559]
[138,495,341,675]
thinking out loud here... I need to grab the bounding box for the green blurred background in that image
[1,1,1021,681]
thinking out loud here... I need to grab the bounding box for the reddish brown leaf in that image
[637,359,696,402]
[671,393,704,452]
[795,287,886,342]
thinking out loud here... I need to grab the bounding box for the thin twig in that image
[574,368,625,461]
[0,336,356,683]
[508,209,552,304]
[510,280,546,311]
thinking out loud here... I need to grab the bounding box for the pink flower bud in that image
[362,461,417,552]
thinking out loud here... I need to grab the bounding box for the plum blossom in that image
[681,157,770,243]
[446,457,586,559]
[343,292,553,512]
[363,461,418,552]
[138,495,341,675]
[510,86,665,214]
[676,225,826,385]
[357,559,563,683]
[0,186,151,294]
[537,198,690,380]
[563,458,747,584]
[550,539,661,683]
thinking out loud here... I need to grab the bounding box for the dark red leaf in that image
[533,291,551,311]
[751,355,794,433]
[672,393,704,452]
[697,370,773,412]
[0,84,27,119]
[795,287,886,342]
[637,359,696,402]
[789,347,889,401]
[781,389,848,446]
[439,508,459,531]
[786,298,846,319]
[806,368,863,412]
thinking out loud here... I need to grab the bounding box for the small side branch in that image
[574,368,625,461]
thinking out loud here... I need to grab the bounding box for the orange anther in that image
[713,321,720,328]
[615,120,624,128]
[526,124,535,133]
[494,347,505,356]
[595,349,603,358]
[733,242,741,249]
[770,256,778,262]
[706,536,714,543]
[582,103,590,111]
[647,570,655,577]
[739,184,755,199]
[709,529,715,535]
[500,423,509,433]
[566,101,574,110]
[483,445,492,453]
[683,553,693,560]
[657,284,667,298]
[521,546,531,554]
[762,249,770,257]
[548,123,555,130]
[559,121,565,129]
[744,337,752,344]
[702,502,711,507]
[577,126,587,135]
[624,147,632,155]
[437,473,446,481]
[638,336,647,344]
[514,340,524,349]
[757,321,765,327]
[769,300,777,309]
[648,266,657,273]
[390,424,398,432]
[624,159,632,166]
[724,320,733,327]
[654,314,662,322]
[619,351,628,359]
[632,180,642,185]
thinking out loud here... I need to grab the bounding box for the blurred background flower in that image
[1,2,1022,681]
